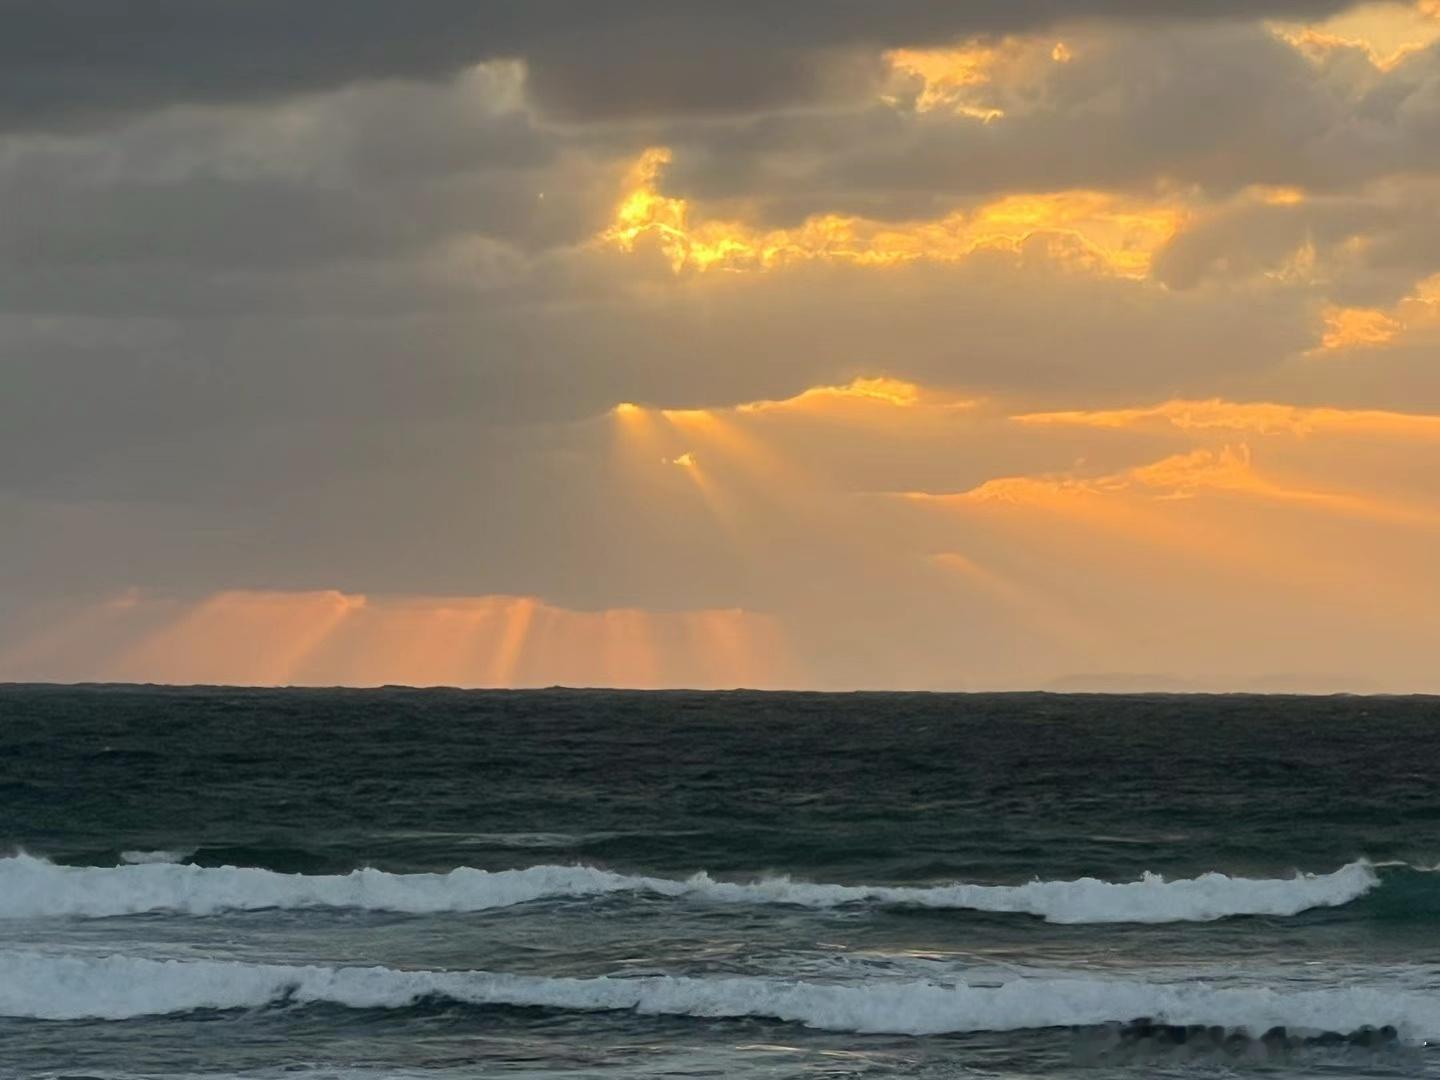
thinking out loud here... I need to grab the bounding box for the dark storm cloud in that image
[1,0,1353,131]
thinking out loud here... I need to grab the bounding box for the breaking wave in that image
[0,854,1383,923]
[119,849,194,865]
[2,952,1436,1039]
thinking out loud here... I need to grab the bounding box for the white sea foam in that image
[0,854,1378,923]
[119,849,194,865]
[2,952,1436,1039]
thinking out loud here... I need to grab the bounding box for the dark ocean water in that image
[3,685,1440,1079]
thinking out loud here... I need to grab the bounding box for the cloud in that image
[0,1,1354,133]
[915,445,1354,506]
[1149,182,1440,303]
[9,3,1440,690]
[1014,396,1440,437]
[600,147,1186,276]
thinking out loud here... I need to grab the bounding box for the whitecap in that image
[0,853,1378,924]
[2,952,1435,1040]
[119,849,194,865]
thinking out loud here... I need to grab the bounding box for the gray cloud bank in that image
[2,0,1353,130]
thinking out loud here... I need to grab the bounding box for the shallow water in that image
[3,685,1439,1078]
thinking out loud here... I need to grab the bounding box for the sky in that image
[6,1,1440,691]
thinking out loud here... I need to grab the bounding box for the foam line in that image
[2,952,1434,1039]
[0,853,1379,923]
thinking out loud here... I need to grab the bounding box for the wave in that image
[2,952,1436,1039]
[119,849,194,865]
[0,854,1382,923]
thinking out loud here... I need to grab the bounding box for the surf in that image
[0,853,1382,923]
[3,952,1436,1040]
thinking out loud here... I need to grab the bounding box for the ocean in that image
[3,685,1439,1079]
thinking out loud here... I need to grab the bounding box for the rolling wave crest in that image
[0,854,1382,923]
[2,952,1435,1039]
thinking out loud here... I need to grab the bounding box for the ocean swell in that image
[0,854,1379,924]
[2,952,1436,1039]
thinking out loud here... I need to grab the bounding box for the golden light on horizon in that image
[13,366,1440,690]
[104,589,367,687]
[0,588,144,678]
[4,589,794,690]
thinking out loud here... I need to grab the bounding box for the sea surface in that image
[3,685,1440,1079]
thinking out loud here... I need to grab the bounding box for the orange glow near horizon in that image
[0,588,144,677]
[14,377,1438,692]
[2,590,794,690]
[105,589,367,687]
[14,368,1440,689]
[599,148,1187,278]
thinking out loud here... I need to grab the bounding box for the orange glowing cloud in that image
[1014,398,1440,439]
[3,590,795,690]
[1294,274,1440,353]
[885,44,1007,119]
[1318,305,1404,351]
[1271,2,1440,69]
[731,376,976,415]
[909,444,1436,525]
[612,376,971,474]
[884,35,1075,118]
[617,377,973,424]
[599,148,1186,278]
